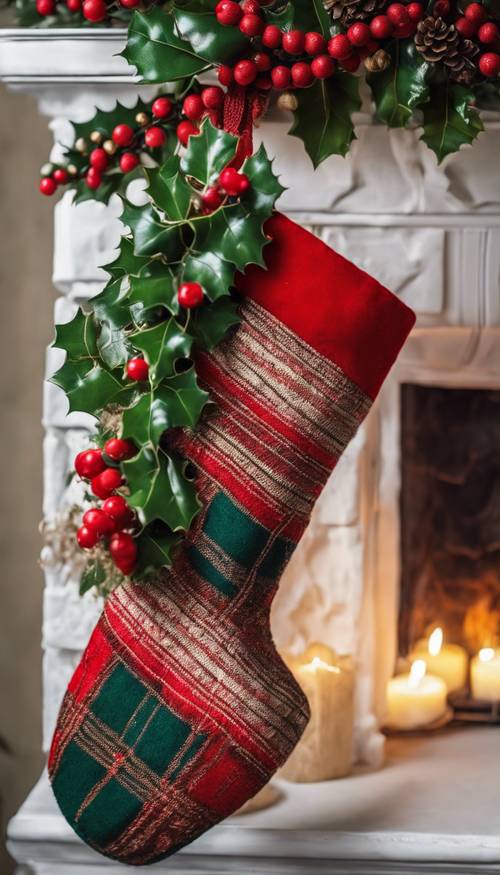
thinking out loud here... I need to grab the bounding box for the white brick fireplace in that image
[2,28,500,874]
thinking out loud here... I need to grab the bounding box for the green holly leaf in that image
[124,447,201,530]
[53,309,98,360]
[69,98,154,143]
[124,9,211,83]
[91,278,131,329]
[289,72,361,166]
[130,318,193,385]
[182,248,235,301]
[97,323,132,370]
[180,119,238,186]
[173,7,249,64]
[241,143,286,215]
[134,522,180,576]
[103,237,151,281]
[127,267,179,318]
[368,41,429,128]
[145,156,193,220]
[292,0,331,34]
[420,82,484,163]
[474,81,500,111]
[121,202,184,259]
[201,202,271,271]
[121,369,209,445]
[191,297,240,349]
[79,561,106,597]
[50,359,130,416]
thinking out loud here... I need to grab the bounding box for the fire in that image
[428,627,443,657]
[408,659,427,688]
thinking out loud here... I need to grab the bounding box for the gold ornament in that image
[364,49,391,73]
[90,130,103,144]
[75,137,87,154]
[67,164,78,176]
[135,112,149,126]
[103,139,117,156]
[277,91,299,112]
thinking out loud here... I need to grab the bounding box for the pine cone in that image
[414,17,460,64]
[324,0,385,25]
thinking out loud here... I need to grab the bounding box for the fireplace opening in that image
[399,383,500,658]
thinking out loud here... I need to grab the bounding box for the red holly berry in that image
[202,86,224,109]
[75,449,106,480]
[183,94,205,121]
[370,14,393,37]
[304,31,327,55]
[386,3,409,25]
[271,65,292,89]
[104,437,136,461]
[328,33,353,59]
[85,168,102,190]
[262,24,282,48]
[109,532,137,572]
[119,152,139,173]
[234,59,258,86]
[177,121,199,146]
[66,0,81,11]
[82,508,114,535]
[120,0,139,7]
[433,0,450,16]
[219,167,248,195]
[89,148,108,172]
[218,64,234,85]
[36,0,55,14]
[256,74,273,91]
[82,0,106,21]
[242,0,260,12]
[455,16,477,37]
[103,495,134,528]
[152,97,173,119]
[479,51,500,76]
[52,168,69,184]
[239,13,264,36]
[478,22,499,43]
[311,54,336,79]
[112,124,134,147]
[341,51,361,71]
[465,1,487,23]
[77,525,98,549]
[39,177,57,196]
[347,22,371,45]
[252,52,272,72]
[282,29,306,54]
[291,61,314,87]
[202,186,223,213]
[178,282,204,309]
[216,0,242,26]
[126,357,149,381]
[91,468,124,499]
[145,126,166,148]
[406,3,423,21]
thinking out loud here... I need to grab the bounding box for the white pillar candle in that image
[470,648,500,702]
[385,660,448,730]
[281,643,354,782]
[410,627,468,693]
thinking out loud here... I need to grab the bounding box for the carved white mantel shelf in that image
[2,30,500,875]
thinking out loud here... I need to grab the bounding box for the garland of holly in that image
[37,0,499,593]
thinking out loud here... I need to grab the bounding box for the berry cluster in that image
[39,96,177,197]
[177,86,225,144]
[455,3,500,77]
[74,440,138,575]
[34,0,139,22]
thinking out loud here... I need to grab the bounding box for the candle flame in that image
[301,656,341,674]
[428,627,443,657]
[479,647,495,663]
[408,659,427,688]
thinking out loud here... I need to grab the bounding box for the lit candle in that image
[281,643,354,782]
[470,648,500,702]
[410,627,468,693]
[385,660,448,730]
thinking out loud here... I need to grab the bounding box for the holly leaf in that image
[292,0,331,34]
[69,98,154,143]
[121,369,209,445]
[97,323,132,370]
[134,523,179,576]
[53,309,98,360]
[180,118,238,186]
[289,72,361,166]
[103,237,151,281]
[368,41,429,128]
[79,561,106,597]
[50,359,130,416]
[182,248,234,301]
[173,7,249,64]
[191,297,240,349]
[127,267,179,318]
[123,9,211,83]
[420,82,484,163]
[146,156,193,221]
[91,278,131,329]
[124,447,201,530]
[241,143,286,215]
[121,202,184,259]
[130,317,193,385]
[201,202,271,271]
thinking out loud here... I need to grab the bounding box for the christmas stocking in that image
[49,213,415,865]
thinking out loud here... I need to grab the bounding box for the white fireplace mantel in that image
[2,30,500,875]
